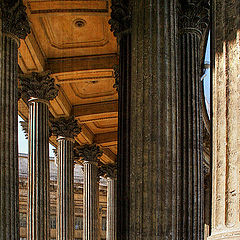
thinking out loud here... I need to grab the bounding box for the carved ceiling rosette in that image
[75,144,103,164]
[0,0,30,39]
[108,0,131,38]
[179,0,210,37]
[51,117,81,139]
[19,71,59,101]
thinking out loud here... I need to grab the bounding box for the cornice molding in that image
[19,71,59,102]
[51,117,81,139]
[0,0,30,39]
[179,0,210,36]
[108,0,131,38]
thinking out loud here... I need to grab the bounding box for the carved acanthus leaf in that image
[51,117,81,139]
[0,0,30,39]
[19,71,59,101]
[75,144,103,163]
[108,0,131,37]
[99,164,117,179]
[20,121,28,139]
[179,0,210,35]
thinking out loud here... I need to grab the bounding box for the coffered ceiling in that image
[18,0,118,165]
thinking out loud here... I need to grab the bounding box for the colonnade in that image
[0,2,117,238]
[18,71,117,240]
[0,0,239,240]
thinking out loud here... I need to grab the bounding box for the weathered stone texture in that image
[208,0,240,239]
[130,0,178,238]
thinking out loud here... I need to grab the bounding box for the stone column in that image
[76,144,103,240]
[19,72,59,240]
[208,0,240,239]
[104,165,117,240]
[178,1,210,239]
[51,117,81,240]
[0,1,30,239]
[128,0,179,238]
[109,1,131,238]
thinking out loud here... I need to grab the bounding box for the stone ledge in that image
[208,230,240,240]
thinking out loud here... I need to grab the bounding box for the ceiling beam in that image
[46,54,118,74]
[94,131,117,146]
[25,0,109,17]
[73,100,118,122]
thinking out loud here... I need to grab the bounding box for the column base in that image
[208,230,240,240]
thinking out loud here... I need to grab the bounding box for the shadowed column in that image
[109,1,131,238]
[51,117,81,240]
[178,1,210,239]
[0,1,30,239]
[19,72,59,240]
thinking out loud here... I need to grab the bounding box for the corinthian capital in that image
[19,71,59,101]
[179,0,210,36]
[51,117,81,139]
[75,144,103,164]
[99,164,117,179]
[108,0,131,37]
[0,0,30,39]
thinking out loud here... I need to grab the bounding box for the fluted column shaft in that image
[19,72,59,240]
[178,31,204,239]
[0,32,19,240]
[208,0,240,239]
[106,177,117,240]
[0,1,30,239]
[28,99,50,239]
[57,137,74,240]
[75,144,102,240]
[51,117,81,240]
[130,0,178,238]
[83,161,99,240]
